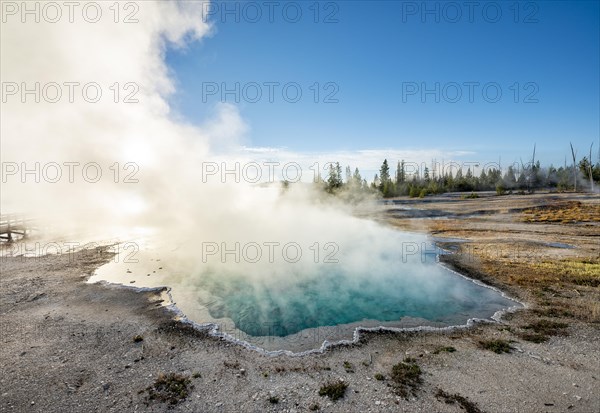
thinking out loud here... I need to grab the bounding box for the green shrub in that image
[318,380,348,401]
[390,361,422,397]
[478,339,512,354]
[143,373,193,405]
[432,346,456,354]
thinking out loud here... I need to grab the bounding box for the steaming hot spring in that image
[88,187,518,354]
[1,0,519,354]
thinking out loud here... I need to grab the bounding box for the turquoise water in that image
[90,230,519,351]
[195,258,516,338]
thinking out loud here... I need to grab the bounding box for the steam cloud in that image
[0,1,388,255]
[1,1,380,273]
[1,2,515,351]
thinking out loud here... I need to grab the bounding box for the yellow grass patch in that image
[521,201,600,223]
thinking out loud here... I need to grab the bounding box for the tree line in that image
[317,146,600,198]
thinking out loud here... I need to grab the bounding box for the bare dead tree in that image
[589,142,594,192]
[569,142,577,192]
[530,144,536,192]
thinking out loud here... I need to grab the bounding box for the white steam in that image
[1,2,514,351]
[0,1,385,251]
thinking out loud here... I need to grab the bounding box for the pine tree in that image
[326,163,342,192]
[353,167,362,187]
[379,159,390,190]
[336,162,343,187]
[372,173,380,189]
[396,160,406,185]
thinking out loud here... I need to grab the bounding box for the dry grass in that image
[390,360,422,397]
[462,237,600,322]
[570,299,600,324]
[435,389,484,413]
[521,201,600,223]
[530,260,600,287]
[142,373,193,405]
[478,339,513,354]
[397,195,600,327]
[318,380,348,401]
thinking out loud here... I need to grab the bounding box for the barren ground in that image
[1,192,599,413]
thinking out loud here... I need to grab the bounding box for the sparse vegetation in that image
[522,201,600,223]
[374,373,385,381]
[318,380,348,401]
[268,396,279,404]
[433,346,456,354]
[530,259,600,287]
[435,389,484,413]
[461,192,479,199]
[478,339,513,354]
[531,306,573,318]
[343,361,354,373]
[519,319,569,342]
[309,402,320,411]
[390,361,422,397]
[143,373,193,405]
[520,333,548,343]
[192,372,201,379]
[223,360,240,369]
[132,335,143,343]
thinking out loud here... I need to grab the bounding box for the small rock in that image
[574,396,582,401]
[375,400,381,405]
[31,401,35,405]
[216,402,223,407]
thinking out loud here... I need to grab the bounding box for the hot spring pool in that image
[90,232,519,353]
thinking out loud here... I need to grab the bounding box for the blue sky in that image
[166,0,599,168]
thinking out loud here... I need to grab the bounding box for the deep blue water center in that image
[197,259,515,338]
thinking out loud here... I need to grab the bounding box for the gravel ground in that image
[1,194,599,413]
